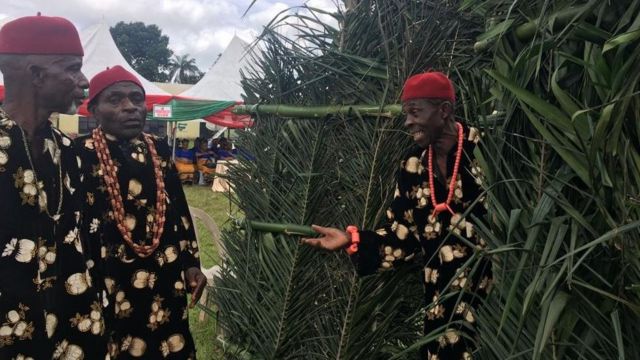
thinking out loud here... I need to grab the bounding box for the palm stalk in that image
[245,220,316,237]
[232,104,403,118]
[232,104,506,127]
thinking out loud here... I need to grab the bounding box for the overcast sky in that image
[0,0,340,72]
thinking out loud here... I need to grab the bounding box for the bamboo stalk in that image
[246,220,317,237]
[514,6,590,40]
[474,5,598,52]
[232,104,403,118]
[232,104,505,125]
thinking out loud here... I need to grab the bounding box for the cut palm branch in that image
[244,220,316,237]
[232,104,403,118]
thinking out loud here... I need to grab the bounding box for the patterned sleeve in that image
[351,152,424,276]
[155,138,201,271]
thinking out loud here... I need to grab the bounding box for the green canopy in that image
[147,98,236,121]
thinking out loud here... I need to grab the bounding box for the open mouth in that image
[411,130,425,140]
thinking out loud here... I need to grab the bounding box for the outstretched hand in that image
[302,225,351,252]
[185,267,207,308]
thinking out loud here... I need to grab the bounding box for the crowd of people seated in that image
[173,136,239,184]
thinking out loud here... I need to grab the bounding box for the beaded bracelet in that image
[345,225,360,255]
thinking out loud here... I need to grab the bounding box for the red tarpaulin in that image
[203,104,253,129]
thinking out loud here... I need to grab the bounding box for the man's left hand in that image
[185,267,207,308]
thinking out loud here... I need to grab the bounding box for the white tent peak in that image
[179,35,255,101]
[80,22,169,96]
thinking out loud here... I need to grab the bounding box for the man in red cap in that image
[0,14,107,359]
[304,71,492,359]
[75,65,206,359]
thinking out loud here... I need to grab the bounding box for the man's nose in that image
[404,114,414,128]
[77,71,89,90]
[122,97,137,111]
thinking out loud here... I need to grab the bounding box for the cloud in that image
[246,2,290,26]
[0,0,339,74]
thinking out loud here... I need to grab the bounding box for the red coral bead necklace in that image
[428,121,464,216]
[92,127,166,257]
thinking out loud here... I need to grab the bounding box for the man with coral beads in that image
[304,72,492,359]
[76,66,206,359]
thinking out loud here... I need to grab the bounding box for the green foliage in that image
[455,0,640,358]
[110,21,173,82]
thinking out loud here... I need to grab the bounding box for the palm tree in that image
[168,54,203,84]
[209,0,640,358]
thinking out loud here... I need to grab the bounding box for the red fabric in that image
[0,86,4,103]
[87,65,144,105]
[203,103,253,129]
[401,71,455,103]
[78,94,173,117]
[0,15,83,55]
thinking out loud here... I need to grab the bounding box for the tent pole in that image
[171,122,177,162]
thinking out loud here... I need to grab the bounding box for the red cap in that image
[0,14,83,56]
[88,65,144,105]
[401,71,455,103]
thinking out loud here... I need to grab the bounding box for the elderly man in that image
[76,66,206,359]
[304,72,492,359]
[0,15,106,359]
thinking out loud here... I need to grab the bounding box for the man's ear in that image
[28,64,46,87]
[438,101,452,120]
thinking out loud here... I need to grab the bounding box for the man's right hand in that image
[302,225,351,251]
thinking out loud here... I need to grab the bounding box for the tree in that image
[110,21,173,82]
[168,54,203,84]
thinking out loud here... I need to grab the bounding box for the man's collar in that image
[101,129,144,144]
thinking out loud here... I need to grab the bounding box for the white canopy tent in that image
[79,22,171,97]
[179,35,253,101]
[177,35,255,130]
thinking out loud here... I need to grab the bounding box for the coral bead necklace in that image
[428,121,464,216]
[92,127,166,257]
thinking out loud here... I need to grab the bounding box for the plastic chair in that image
[188,206,224,322]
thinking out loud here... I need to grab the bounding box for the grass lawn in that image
[184,185,238,360]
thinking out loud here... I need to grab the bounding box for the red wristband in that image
[345,225,360,255]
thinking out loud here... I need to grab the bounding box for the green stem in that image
[246,220,317,237]
[233,104,505,125]
[475,3,602,52]
[232,104,403,118]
